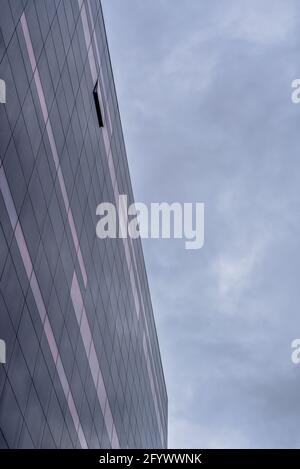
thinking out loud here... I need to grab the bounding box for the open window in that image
[93,80,104,128]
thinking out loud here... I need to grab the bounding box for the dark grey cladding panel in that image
[0,0,167,449]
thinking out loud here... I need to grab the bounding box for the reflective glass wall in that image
[0,0,167,449]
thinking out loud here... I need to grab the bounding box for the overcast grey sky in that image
[102,0,300,448]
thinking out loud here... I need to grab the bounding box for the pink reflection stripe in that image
[78,426,88,449]
[0,167,18,229]
[80,312,92,352]
[0,166,88,448]
[143,334,164,444]
[30,273,47,323]
[96,371,107,413]
[68,211,79,252]
[103,130,111,158]
[46,122,59,170]
[57,167,69,213]
[104,404,113,444]
[36,70,48,123]
[21,14,48,123]
[70,271,83,322]
[70,272,120,448]
[44,316,59,364]
[67,393,80,436]
[67,210,87,287]
[21,13,88,288]
[89,342,99,388]
[15,223,33,278]
[20,14,36,72]
[111,428,119,452]
[77,249,88,287]
[78,1,97,83]
[57,357,69,397]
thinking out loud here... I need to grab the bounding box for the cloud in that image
[213,242,263,313]
[228,0,297,45]
[161,34,219,96]
[169,416,249,449]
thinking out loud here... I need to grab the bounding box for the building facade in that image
[0,0,167,448]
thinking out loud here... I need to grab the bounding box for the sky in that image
[102,0,300,448]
